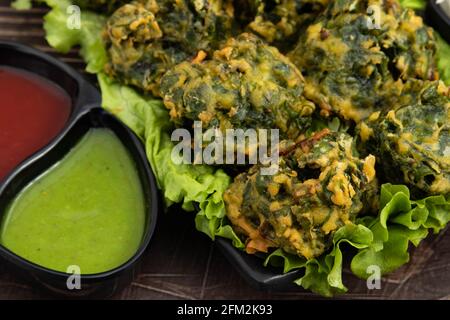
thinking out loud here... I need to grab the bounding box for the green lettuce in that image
[265,224,374,297]
[399,0,426,10]
[351,185,450,278]
[19,0,450,297]
[41,0,107,73]
[11,0,32,10]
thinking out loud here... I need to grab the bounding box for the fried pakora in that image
[360,80,450,196]
[224,129,378,259]
[160,33,316,141]
[288,0,438,122]
[234,0,328,51]
[104,0,236,96]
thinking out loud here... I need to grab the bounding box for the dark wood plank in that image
[115,209,213,300]
[0,0,449,300]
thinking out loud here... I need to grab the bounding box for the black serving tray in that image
[216,238,304,291]
[0,42,159,298]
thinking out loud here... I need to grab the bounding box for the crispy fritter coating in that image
[288,0,438,122]
[160,33,315,138]
[234,0,328,50]
[73,0,131,13]
[360,80,450,196]
[224,129,378,259]
[104,0,236,96]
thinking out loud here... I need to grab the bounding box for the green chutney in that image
[0,128,146,274]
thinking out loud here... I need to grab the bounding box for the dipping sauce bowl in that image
[0,42,159,298]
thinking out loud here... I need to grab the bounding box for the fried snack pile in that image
[361,80,450,196]
[94,0,449,261]
[224,130,378,259]
[104,0,235,96]
[288,0,438,122]
[160,33,315,137]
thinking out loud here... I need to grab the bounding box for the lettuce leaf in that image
[264,224,374,297]
[297,224,373,297]
[11,0,32,10]
[399,0,426,10]
[42,0,107,73]
[351,184,450,279]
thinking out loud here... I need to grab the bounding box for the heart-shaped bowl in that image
[0,42,159,298]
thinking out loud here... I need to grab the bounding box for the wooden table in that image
[0,0,449,300]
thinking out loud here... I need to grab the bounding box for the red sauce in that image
[0,66,71,181]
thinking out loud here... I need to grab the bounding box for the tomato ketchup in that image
[0,66,71,181]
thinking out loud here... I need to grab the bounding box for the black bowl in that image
[425,0,450,43]
[0,42,159,298]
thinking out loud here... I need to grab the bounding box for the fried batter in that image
[160,33,315,140]
[104,0,236,96]
[361,80,450,196]
[288,0,438,122]
[234,0,328,50]
[224,129,378,259]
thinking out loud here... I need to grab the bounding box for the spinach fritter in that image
[104,0,236,96]
[224,129,378,259]
[360,80,450,196]
[73,0,131,13]
[234,0,328,50]
[288,0,438,122]
[160,33,315,138]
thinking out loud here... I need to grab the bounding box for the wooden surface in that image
[0,0,449,300]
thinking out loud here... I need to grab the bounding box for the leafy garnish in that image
[351,184,450,278]
[42,0,107,73]
[11,0,32,10]
[264,223,374,297]
[399,0,426,10]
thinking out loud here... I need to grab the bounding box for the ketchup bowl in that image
[0,41,100,185]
